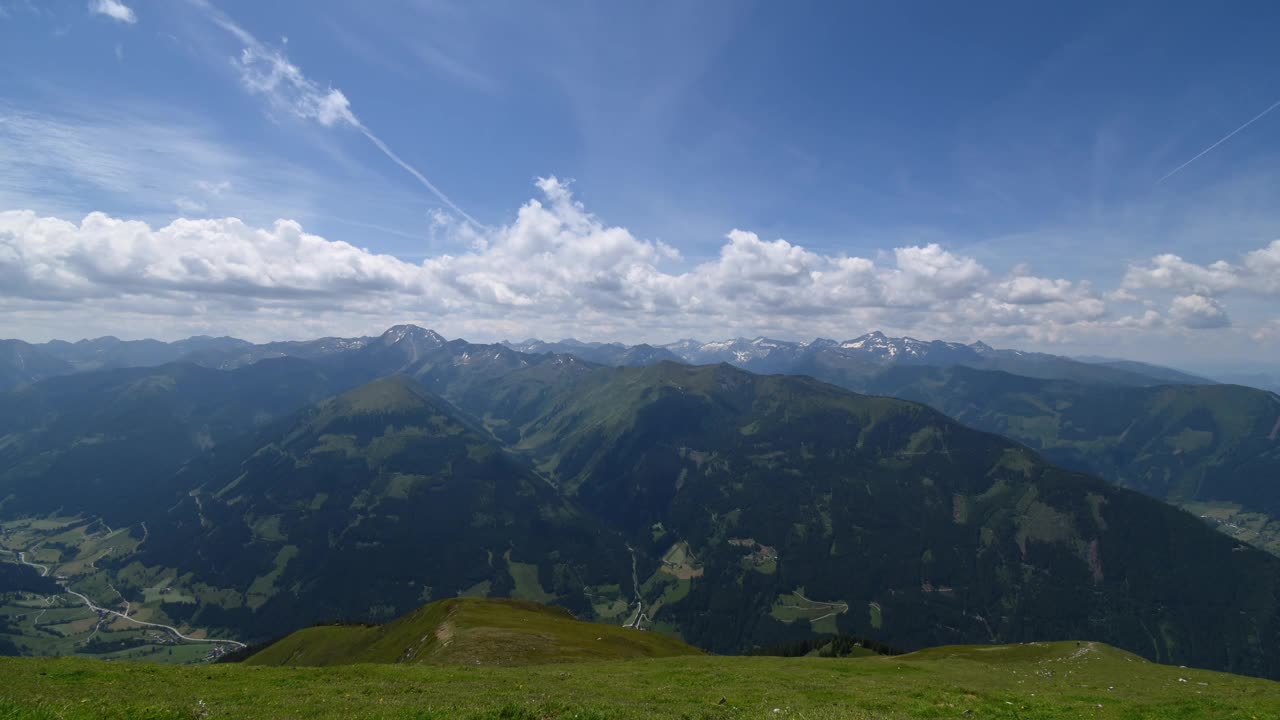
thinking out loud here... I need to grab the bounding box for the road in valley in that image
[60,586,246,648]
[622,544,648,629]
[15,551,48,577]
[11,548,246,649]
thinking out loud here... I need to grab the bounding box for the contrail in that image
[1158,99,1280,184]
[355,126,483,228]
[191,0,486,229]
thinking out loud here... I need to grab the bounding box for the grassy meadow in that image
[1,640,1277,719]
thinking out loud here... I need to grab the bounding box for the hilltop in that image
[246,597,700,666]
[1,637,1277,718]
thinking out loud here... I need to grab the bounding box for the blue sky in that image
[1,0,1278,371]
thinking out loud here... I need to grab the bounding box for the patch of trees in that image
[80,636,149,654]
[751,633,902,658]
[0,562,59,594]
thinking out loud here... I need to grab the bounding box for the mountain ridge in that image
[1,325,1225,391]
[3,327,1280,679]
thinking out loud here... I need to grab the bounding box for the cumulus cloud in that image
[1169,294,1230,329]
[1123,240,1280,296]
[885,244,988,303]
[88,0,135,24]
[1113,310,1165,329]
[0,178,1132,344]
[994,276,1077,305]
[1244,241,1280,293]
[0,210,421,302]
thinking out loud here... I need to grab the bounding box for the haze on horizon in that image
[2,0,1279,374]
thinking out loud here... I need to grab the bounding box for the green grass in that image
[245,545,298,609]
[504,553,556,604]
[769,589,849,627]
[1182,501,1280,557]
[245,598,700,667]
[1,641,1276,719]
[1,518,245,657]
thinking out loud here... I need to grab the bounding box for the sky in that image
[1,0,1278,371]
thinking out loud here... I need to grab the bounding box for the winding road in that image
[622,544,648,629]
[10,548,245,649]
[15,551,49,577]
[60,586,245,648]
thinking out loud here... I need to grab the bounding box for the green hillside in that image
[6,357,1280,681]
[125,375,630,640]
[863,366,1280,553]
[2,639,1278,719]
[0,358,348,522]
[246,597,700,666]
[444,362,1280,676]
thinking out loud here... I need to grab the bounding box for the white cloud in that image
[886,244,988,304]
[173,197,207,214]
[196,180,232,196]
[1104,288,1139,303]
[1243,241,1280,293]
[88,0,135,24]
[1169,294,1230,329]
[711,230,822,291]
[235,46,357,128]
[0,178,1139,344]
[1123,240,1280,296]
[0,210,421,302]
[993,276,1076,305]
[1110,310,1165,329]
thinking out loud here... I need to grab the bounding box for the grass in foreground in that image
[1,641,1278,719]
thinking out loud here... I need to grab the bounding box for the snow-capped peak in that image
[381,324,446,346]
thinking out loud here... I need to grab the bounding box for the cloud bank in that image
[1123,242,1280,296]
[6,177,1263,345]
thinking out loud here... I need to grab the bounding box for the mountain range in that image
[505,332,1215,387]
[10,326,1271,550]
[504,333,1280,556]
[0,329,1223,393]
[1,325,1279,680]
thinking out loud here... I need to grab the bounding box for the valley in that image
[1183,501,1280,556]
[0,517,243,662]
[2,325,1280,685]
